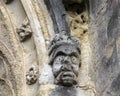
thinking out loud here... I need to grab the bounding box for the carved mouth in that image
[55,71,77,86]
[62,72,74,78]
[61,72,77,86]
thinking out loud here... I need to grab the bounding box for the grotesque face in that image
[52,44,80,87]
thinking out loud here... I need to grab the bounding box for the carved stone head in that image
[48,33,81,87]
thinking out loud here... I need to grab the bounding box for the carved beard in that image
[54,71,77,87]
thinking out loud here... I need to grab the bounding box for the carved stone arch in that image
[0,36,25,96]
[0,51,14,96]
[0,79,13,96]
[0,5,26,96]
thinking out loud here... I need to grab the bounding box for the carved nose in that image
[64,56,71,64]
[61,63,72,71]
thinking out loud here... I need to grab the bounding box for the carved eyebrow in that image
[70,52,79,58]
[55,51,66,57]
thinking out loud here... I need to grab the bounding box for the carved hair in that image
[48,33,81,65]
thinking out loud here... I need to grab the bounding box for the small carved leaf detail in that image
[26,65,39,85]
[17,18,32,42]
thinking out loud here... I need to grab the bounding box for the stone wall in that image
[89,0,120,96]
[0,0,120,96]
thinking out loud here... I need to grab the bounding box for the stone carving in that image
[3,0,14,4]
[26,65,39,85]
[48,33,81,87]
[63,0,88,39]
[0,53,14,96]
[17,18,32,42]
[0,79,13,96]
[44,0,70,35]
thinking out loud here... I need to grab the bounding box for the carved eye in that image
[71,56,78,64]
[56,56,64,62]
[53,56,64,66]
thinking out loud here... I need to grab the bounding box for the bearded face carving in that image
[48,34,81,87]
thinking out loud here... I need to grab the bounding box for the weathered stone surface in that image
[17,18,32,42]
[26,65,39,85]
[0,0,120,96]
[48,33,81,87]
[0,5,25,96]
[3,0,13,4]
[39,0,96,96]
[44,0,70,35]
[0,79,13,96]
[89,0,120,96]
[0,53,14,96]
[38,84,95,96]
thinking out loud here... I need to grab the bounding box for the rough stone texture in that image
[48,33,81,87]
[63,1,88,39]
[26,65,39,85]
[39,0,96,96]
[44,0,70,35]
[17,18,32,42]
[89,0,120,96]
[0,52,14,96]
[0,0,120,96]
[63,1,94,91]
[3,0,14,4]
[38,84,95,96]
[0,4,25,96]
